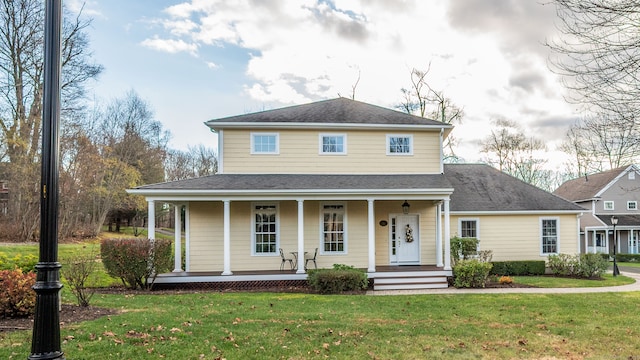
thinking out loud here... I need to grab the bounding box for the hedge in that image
[616,254,640,263]
[490,261,546,276]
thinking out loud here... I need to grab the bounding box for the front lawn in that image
[512,273,635,288]
[2,291,640,359]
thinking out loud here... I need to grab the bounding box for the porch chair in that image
[279,248,294,271]
[305,248,318,270]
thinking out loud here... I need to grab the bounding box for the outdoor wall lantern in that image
[402,200,410,214]
[611,215,620,276]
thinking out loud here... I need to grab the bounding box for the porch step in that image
[373,273,449,290]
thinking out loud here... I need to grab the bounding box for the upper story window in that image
[386,134,413,155]
[253,204,278,255]
[604,201,614,211]
[629,172,636,180]
[251,133,279,154]
[628,201,637,210]
[319,134,346,154]
[540,218,559,255]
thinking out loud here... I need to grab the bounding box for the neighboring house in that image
[129,98,583,290]
[554,165,640,255]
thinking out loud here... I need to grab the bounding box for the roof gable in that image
[553,165,637,201]
[444,164,584,212]
[205,98,451,132]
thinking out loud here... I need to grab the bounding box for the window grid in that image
[252,134,278,154]
[254,205,277,254]
[541,219,558,254]
[604,201,614,210]
[628,201,637,210]
[321,135,345,154]
[388,136,412,154]
[322,205,345,253]
[460,220,477,238]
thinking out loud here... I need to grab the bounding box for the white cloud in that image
[140,37,199,56]
[206,61,219,69]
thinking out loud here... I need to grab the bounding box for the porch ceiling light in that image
[402,200,410,214]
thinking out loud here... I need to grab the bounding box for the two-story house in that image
[554,165,640,255]
[129,98,583,290]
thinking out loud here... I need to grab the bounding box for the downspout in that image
[439,128,444,174]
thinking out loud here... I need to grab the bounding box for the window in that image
[541,218,558,255]
[251,133,279,154]
[460,219,478,238]
[319,134,346,154]
[629,172,636,180]
[604,201,614,211]
[321,204,346,253]
[386,135,413,155]
[628,201,637,210]
[253,204,278,254]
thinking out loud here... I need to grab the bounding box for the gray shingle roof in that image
[205,97,449,128]
[132,173,452,192]
[444,164,584,212]
[553,166,630,201]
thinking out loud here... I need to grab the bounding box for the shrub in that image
[307,264,368,294]
[100,238,173,290]
[491,261,546,276]
[547,253,578,276]
[617,254,640,263]
[62,251,99,307]
[498,275,513,285]
[576,253,609,278]
[450,237,479,266]
[452,259,493,288]
[0,252,38,273]
[0,269,36,318]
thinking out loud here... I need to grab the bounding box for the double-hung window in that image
[628,201,637,210]
[386,134,413,155]
[319,134,346,154]
[459,218,480,254]
[251,133,279,154]
[604,201,614,211]
[321,203,346,253]
[540,218,558,255]
[253,204,278,254]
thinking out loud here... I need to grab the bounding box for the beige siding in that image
[222,129,441,174]
[188,202,223,271]
[450,214,580,261]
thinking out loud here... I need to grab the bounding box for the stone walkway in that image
[368,271,640,296]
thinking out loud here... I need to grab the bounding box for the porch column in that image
[436,202,443,267]
[592,230,596,254]
[367,199,375,272]
[583,231,588,254]
[185,203,190,271]
[173,204,183,272]
[222,200,232,275]
[296,199,305,274]
[147,200,155,240]
[443,199,451,271]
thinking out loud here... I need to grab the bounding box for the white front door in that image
[629,231,639,254]
[391,214,420,264]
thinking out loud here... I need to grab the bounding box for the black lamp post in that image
[611,216,620,277]
[29,0,65,359]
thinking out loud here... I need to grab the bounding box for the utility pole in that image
[29,0,65,359]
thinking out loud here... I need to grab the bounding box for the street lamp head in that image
[611,216,618,225]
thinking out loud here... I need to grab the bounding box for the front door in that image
[390,214,420,264]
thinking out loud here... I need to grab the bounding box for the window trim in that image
[251,202,279,256]
[250,132,279,154]
[458,218,480,249]
[628,201,637,210]
[540,217,559,256]
[319,202,347,255]
[604,201,614,211]
[386,134,413,155]
[318,133,347,155]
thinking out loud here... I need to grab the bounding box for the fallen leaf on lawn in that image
[323,343,330,350]
[103,331,116,337]
[170,327,182,333]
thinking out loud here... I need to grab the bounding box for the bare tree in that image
[548,0,640,119]
[397,66,464,161]
[165,144,218,181]
[0,0,101,240]
[481,119,554,190]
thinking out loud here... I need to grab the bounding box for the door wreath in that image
[405,224,414,243]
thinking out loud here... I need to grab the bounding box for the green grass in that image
[511,273,635,288]
[619,262,640,268]
[2,291,640,359]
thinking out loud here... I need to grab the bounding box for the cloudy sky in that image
[70,0,581,169]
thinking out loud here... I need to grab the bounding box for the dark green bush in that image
[307,264,368,294]
[100,238,172,290]
[617,254,640,263]
[490,261,546,276]
[452,259,493,288]
[0,269,36,318]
